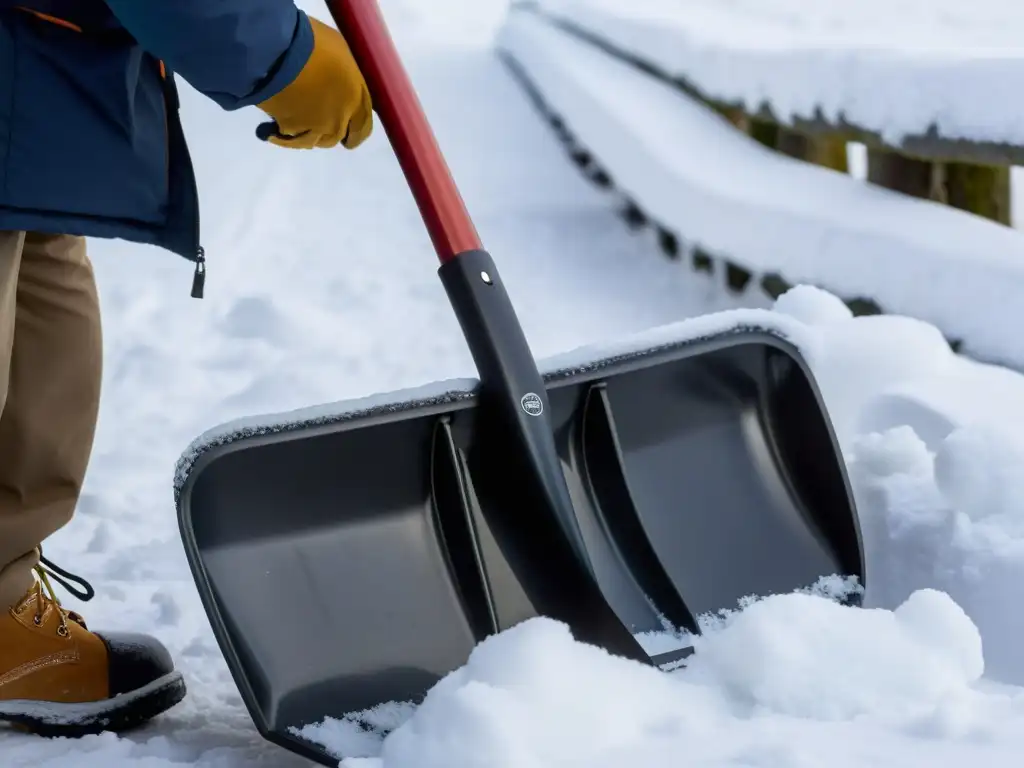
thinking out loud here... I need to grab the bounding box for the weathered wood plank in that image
[775,128,849,174]
[944,162,1012,226]
[867,149,936,201]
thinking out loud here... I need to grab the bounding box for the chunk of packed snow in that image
[858,360,1024,450]
[795,313,956,452]
[778,288,1024,687]
[934,426,1024,528]
[848,425,1024,687]
[685,589,984,722]
[772,284,853,326]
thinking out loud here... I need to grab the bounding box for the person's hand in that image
[257,16,373,149]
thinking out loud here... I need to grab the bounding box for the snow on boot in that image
[0,557,186,736]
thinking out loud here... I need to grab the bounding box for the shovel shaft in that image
[326,1,653,666]
[326,0,482,263]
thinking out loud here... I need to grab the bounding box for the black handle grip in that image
[255,121,281,141]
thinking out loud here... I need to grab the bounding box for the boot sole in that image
[0,670,187,737]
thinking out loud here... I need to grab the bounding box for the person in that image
[0,0,372,735]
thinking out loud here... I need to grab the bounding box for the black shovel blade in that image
[175,325,863,766]
[544,326,864,637]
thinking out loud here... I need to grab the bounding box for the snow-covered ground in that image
[8,1,1024,767]
[498,9,1024,370]
[533,0,1024,148]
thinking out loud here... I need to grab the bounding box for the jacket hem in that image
[0,206,197,260]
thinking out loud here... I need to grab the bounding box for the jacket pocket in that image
[5,16,169,225]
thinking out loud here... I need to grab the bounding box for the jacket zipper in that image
[158,60,205,300]
[191,247,205,298]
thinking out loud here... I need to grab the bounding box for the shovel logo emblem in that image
[521,392,544,416]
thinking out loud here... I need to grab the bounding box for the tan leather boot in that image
[0,557,185,736]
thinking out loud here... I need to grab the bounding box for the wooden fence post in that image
[747,118,780,151]
[776,128,848,173]
[868,150,1011,226]
[741,118,848,174]
[867,148,935,200]
[943,162,1011,225]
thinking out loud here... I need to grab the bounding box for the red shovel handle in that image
[325,0,482,264]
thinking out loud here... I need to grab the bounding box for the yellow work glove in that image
[257,16,373,149]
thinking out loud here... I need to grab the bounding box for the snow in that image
[297,591,1002,768]
[851,421,1024,687]
[8,1,1024,767]
[297,595,1024,768]
[497,9,1024,371]
[532,0,1024,148]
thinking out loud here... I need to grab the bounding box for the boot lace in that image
[29,548,96,638]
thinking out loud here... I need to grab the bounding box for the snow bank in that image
[303,593,1020,768]
[532,0,1024,148]
[287,284,1024,767]
[851,423,1024,686]
[771,286,1024,689]
[496,10,1024,370]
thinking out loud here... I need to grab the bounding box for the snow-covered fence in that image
[496,3,1024,371]
[518,0,1024,227]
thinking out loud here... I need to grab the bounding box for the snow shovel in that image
[174,1,865,764]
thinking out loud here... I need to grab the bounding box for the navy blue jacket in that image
[0,0,313,284]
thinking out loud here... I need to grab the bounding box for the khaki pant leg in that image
[0,233,101,610]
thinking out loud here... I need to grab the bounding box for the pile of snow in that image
[533,0,1024,148]
[496,9,1024,370]
[292,285,1024,767]
[306,590,1016,768]
[773,288,1024,690]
